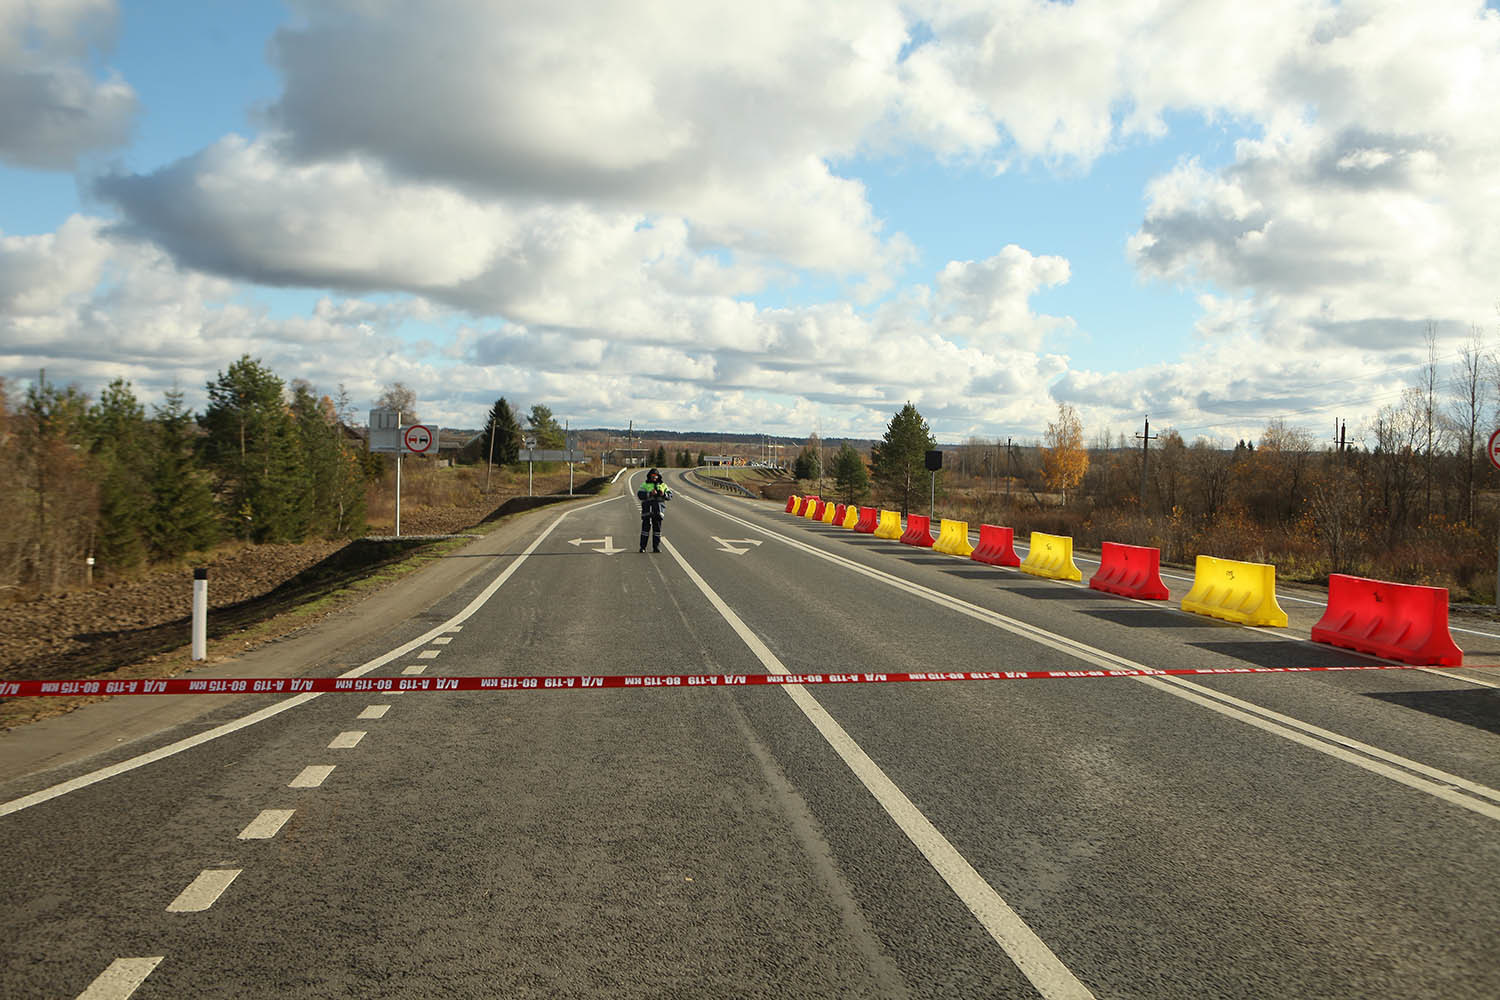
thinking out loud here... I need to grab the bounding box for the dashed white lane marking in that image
[358,705,391,719]
[663,537,1096,1000]
[76,956,164,1000]
[328,731,366,749]
[417,649,441,659]
[238,809,295,840]
[0,494,617,818]
[289,765,334,788]
[432,637,453,645]
[167,869,241,912]
[402,664,427,675]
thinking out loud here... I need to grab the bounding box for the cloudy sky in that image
[2,0,1497,445]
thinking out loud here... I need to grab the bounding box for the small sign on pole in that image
[402,424,436,454]
[1491,430,1500,608]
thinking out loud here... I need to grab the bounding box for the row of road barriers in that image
[779,495,1464,666]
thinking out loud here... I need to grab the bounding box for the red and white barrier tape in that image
[1,661,1491,698]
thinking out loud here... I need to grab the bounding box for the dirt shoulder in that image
[0,473,610,733]
[0,483,618,785]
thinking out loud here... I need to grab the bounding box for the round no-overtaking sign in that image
[403,424,436,454]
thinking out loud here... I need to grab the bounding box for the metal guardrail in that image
[689,468,758,498]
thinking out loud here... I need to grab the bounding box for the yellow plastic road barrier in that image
[873,510,903,539]
[1181,555,1289,627]
[821,501,838,524]
[1019,532,1083,582]
[842,505,860,529]
[932,519,975,557]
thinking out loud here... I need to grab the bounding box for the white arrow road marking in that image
[712,536,764,555]
[567,536,625,554]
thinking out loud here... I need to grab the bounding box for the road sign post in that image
[1489,429,1500,607]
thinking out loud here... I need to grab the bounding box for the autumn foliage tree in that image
[1042,403,1088,505]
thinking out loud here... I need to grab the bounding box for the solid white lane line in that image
[1419,667,1500,689]
[663,538,1095,1000]
[686,495,1500,822]
[358,705,391,719]
[328,731,366,749]
[238,808,295,840]
[432,637,453,645]
[76,957,164,1000]
[1,495,618,819]
[167,868,241,912]
[417,649,441,659]
[402,664,427,675]
[289,765,334,788]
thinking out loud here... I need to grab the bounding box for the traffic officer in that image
[637,468,672,552]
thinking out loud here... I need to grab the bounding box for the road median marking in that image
[167,868,241,912]
[681,493,1500,823]
[76,956,163,1000]
[662,536,1096,1000]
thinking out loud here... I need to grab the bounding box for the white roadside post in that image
[191,568,208,661]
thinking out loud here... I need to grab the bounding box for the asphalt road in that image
[3,470,1498,999]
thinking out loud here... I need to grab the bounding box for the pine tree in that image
[870,402,935,516]
[526,404,565,449]
[292,381,366,538]
[87,378,151,573]
[653,445,667,467]
[148,387,218,560]
[832,442,870,504]
[201,356,309,542]
[482,398,522,464]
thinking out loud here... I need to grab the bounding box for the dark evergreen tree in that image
[653,445,667,467]
[832,442,870,504]
[793,446,820,481]
[870,402,935,516]
[482,398,522,464]
[201,356,309,542]
[526,404,565,449]
[148,387,218,560]
[292,381,366,538]
[87,378,151,572]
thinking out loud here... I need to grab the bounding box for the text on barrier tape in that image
[0,661,1493,697]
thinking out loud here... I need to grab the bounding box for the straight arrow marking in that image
[712,537,764,555]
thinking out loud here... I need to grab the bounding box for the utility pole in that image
[1135,415,1158,517]
[1005,437,1013,505]
[485,409,497,492]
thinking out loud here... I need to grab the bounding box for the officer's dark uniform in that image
[637,468,671,552]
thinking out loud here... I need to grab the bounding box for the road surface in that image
[3,469,1498,998]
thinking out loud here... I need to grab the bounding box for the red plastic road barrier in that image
[1311,574,1465,666]
[970,524,1020,566]
[1089,541,1170,600]
[5,661,1490,699]
[834,503,847,525]
[811,499,827,520]
[854,507,879,533]
[785,496,798,513]
[900,514,935,547]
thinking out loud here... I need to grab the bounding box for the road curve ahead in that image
[3,469,1498,999]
